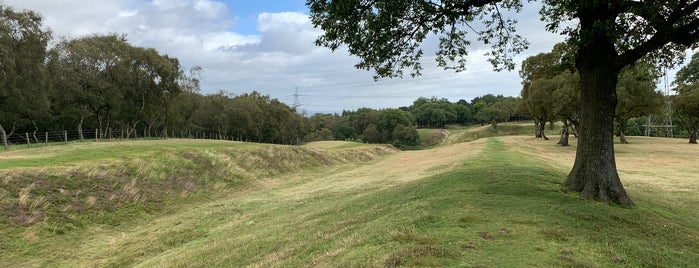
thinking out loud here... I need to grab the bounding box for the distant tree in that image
[169,90,203,134]
[391,124,420,149]
[475,103,509,132]
[673,90,699,143]
[377,108,415,140]
[332,120,356,140]
[164,65,202,136]
[346,108,379,137]
[455,99,474,125]
[361,124,382,144]
[551,71,580,146]
[519,43,573,86]
[195,92,233,138]
[0,6,51,148]
[523,76,557,140]
[305,127,334,142]
[410,97,456,128]
[673,52,699,144]
[49,35,134,137]
[674,53,699,92]
[615,63,665,144]
[119,46,184,137]
[520,43,573,140]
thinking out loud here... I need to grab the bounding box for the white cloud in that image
[257,12,309,32]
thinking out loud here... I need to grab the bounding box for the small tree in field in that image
[308,0,699,206]
[615,63,665,144]
[520,43,573,140]
[674,90,699,143]
[673,52,699,144]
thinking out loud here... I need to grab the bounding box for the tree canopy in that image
[0,4,311,147]
[615,62,665,144]
[673,52,699,143]
[0,6,51,149]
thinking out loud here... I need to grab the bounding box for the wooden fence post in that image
[95,129,98,142]
[45,132,48,146]
[64,130,68,144]
[25,133,30,148]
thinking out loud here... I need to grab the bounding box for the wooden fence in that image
[1,128,239,150]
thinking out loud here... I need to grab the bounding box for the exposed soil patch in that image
[479,232,495,240]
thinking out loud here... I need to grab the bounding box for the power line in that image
[293,87,301,110]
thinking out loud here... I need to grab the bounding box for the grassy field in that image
[1,134,697,267]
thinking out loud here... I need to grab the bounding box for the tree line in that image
[1,4,532,150]
[0,6,307,148]
[521,43,699,145]
[305,95,528,149]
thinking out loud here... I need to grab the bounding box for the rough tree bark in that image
[564,34,633,206]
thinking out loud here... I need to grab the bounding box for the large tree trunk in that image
[564,35,633,206]
[534,120,543,138]
[690,129,697,144]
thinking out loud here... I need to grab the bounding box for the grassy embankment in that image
[1,126,697,267]
[419,122,546,147]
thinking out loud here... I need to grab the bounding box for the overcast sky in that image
[3,0,684,114]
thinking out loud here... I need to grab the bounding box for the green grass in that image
[451,122,537,143]
[417,129,448,148]
[0,139,262,169]
[1,137,697,267]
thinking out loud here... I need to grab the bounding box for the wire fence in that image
[1,128,239,150]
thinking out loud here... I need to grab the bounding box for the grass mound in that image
[0,140,396,238]
[450,122,535,144]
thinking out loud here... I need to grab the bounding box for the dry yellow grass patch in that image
[0,148,56,159]
[271,139,485,200]
[502,135,699,197]
[303,141,368,149]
